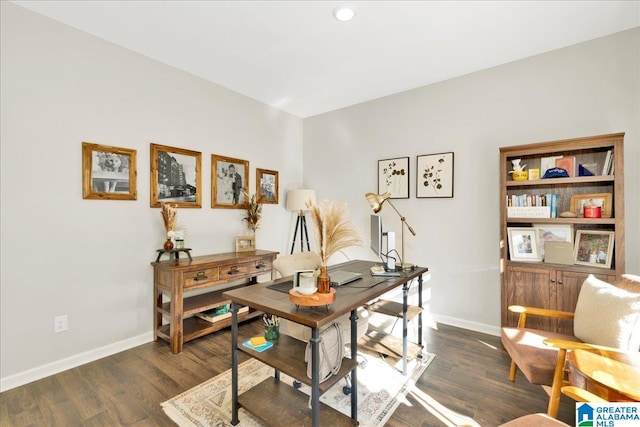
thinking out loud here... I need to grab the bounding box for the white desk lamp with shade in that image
[365,191,416,270]
[286,189,317,254]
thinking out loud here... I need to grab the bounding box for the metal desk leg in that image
[231,302,240,425]
[350,309,358,421]
[402,281,409,376]
[418,274,423,347]
[310,327,320,427]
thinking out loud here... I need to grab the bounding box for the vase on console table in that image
[317,266,331,293]
[164,238,174,250]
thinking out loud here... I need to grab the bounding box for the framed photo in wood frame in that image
[212,154,249,209]
[150,143,201,208]
[378,157,409,199]
[508,227,542,262]
[235,235,256,252]
[82,142,137,200]
[570,193,613,218]
[416,152,454,198]
[573,230,614,269]
[256,168,278,204]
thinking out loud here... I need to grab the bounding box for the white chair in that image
[272,252,369,344]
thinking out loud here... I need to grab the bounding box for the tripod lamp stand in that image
[365,191,416,270]
[286,189,317,254]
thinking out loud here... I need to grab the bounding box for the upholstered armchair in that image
[271,252,369,345]
[501,274,640,418]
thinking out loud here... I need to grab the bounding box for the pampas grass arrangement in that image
[308,199,363,266]
[242,192,262,234]
[160,202,178,238]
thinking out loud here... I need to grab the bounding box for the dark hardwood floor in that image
[0,319,575,426]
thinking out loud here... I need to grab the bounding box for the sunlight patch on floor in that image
[406,386,482,427]
[478,339,498,350]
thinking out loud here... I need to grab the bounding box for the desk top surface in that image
[568,348,640,401]
[224,259,428,329]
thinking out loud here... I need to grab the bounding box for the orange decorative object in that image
[317,266,331,293]
[164,239,174,250]
[289,288,336,307]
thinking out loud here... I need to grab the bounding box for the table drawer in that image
[220,263,248,279]
[184,267,219,288]
[250,258,273,275]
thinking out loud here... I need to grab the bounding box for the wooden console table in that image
[152,250,278,353]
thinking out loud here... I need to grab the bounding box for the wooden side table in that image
[567,348,640,401]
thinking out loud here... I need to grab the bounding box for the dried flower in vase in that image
[308,199,363,267]
[242,192,262,234]
[160,202,178,239]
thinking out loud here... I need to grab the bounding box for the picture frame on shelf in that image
[82,142,137,200]
[508,227,542,262]
[416,152,454,198]
[235,235,256,252]
[378,157,409,199]
[570,193,613,218]
[533,224,573,257]
[573,230,614,269]
[212,154,249,209]
[150,143,201,208]
[256,168,278,204]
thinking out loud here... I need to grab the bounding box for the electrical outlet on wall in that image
[54,315,68,333]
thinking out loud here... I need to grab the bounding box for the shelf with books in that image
[499,133,625,334]
[505,175,614,187]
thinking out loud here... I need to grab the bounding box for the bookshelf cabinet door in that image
[505,266,555,331]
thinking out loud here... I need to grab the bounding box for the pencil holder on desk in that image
[264,325,279,340]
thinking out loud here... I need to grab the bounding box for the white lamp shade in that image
[286,189,317,211]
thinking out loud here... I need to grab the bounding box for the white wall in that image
[303,28,640,334]
[2,1,638,391]
[0,3,303,390]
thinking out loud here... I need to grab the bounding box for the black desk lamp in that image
[365,192,416,270]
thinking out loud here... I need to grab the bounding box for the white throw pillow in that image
[573,274,640,351]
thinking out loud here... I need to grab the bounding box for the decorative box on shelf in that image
[196,305,249,323]
[507,206,551,218]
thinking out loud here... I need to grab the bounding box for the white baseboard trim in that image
[0,332,154,392]
[431,314,501,337]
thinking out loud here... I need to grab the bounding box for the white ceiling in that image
[13,1,640,118]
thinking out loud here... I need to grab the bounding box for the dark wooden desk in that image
[224,259,428,427]
[568,348,640,401]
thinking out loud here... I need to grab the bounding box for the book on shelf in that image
[609,152,615,175]
[540,155,563,176]
[602,150,612,175]
[555,156,576,177]
[506,193,558,218]
[196,305,248,323]
[242,338,273,352]
[548,193,558,218]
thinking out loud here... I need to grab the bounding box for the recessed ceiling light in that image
[333,4,356,22]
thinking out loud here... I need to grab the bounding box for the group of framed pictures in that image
[82,142,279,209]
[378,152,454,199]
[507,225,615,269]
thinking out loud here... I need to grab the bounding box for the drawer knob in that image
[194,271,208,281]
[228,266,240,275]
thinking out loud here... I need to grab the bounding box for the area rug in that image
[161,350,435,427]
